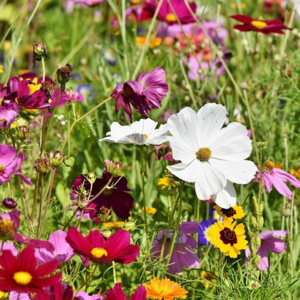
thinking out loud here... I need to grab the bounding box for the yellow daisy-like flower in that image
[199,271,216,289]
[136,36,162,48]
[143,278,187,300]
[143,207,157,215]
[104,221,124,228]
[207,218,248,258]
[213,204,245,220]
[157,177,170,189]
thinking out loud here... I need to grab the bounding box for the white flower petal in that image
[168,136,196,163]
[194,162,227,199]
[209,122,252,160]
[167,159,201,183]
[167,107,201,152]
[147,124,169,145]
[213,181,236,209]
[209,158,257,184]
[197,103,228,146]
[132,118,157,135]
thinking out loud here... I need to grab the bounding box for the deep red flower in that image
[141,0,197,25]
[230,14,291,34]
[71,172,134,220]
[66,227,140,266]
[106,283,146,300]
[0,247,61,293]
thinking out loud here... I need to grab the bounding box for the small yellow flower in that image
[199,271,216,289]
[143,278,187,300]
[213,204,245,220]
[157,177,170,189]
[104,221,125,228]
[106,87,111,92]
[143,207,157,215]
[137,36,162,48]
[0,65,3,73]
[207,218,248,258]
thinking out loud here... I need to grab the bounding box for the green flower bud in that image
[104,159,124,177]
[17,125,32,144]
[102,230,112,238]
[47,150,65,168]
[34,158,51,174]
[124,222,135,231]
[253,255,261,266]
[257,216,264,230]
[239,81,249,90]
[255,237,261,248]
[251,216,257,228]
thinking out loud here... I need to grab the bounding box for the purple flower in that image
[106,283,146,300]
[0,145,32,186]
[35,230,75,264]
[255,161,300,199]
[0,102,19,129]
[0,242,18,256]
[150,222,202,274]
[245,230,287,270]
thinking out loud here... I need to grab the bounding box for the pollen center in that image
[220,227,237,246]
[122,84,133,98]
[166,13,177,22]
[0,220,14,236]
[144,134,148,139]
[221,207,236,218]
[263,160,275,173]
[91,247,108,258]
[196,147,211,162]
[251,21,267,29]
[13,271,32,285]
[0,164,5,174]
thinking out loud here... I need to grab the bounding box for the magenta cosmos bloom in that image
[66,227,139,266]
[35,230,75,264]
[0,247,61,294]
[151,222,202,274]
[51,88,84,108]
[230,14,291,34]
[0,145,31,185]
[112,67,168,122]
[245,230,287,270]
[141,0,197,25]
[0,101,19,129]
[255,161,300,199]
[106,283,146,300]
[71,172,134,220]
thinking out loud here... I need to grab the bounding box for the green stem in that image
[41,57,45,82]
[37,176,45,238]
[140,147,148,245]
[62,208,78,231]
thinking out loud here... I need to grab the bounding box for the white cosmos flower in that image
[100,118,169,145]
[167,103,257,209]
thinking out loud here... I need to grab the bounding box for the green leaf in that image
[56,180,72,207]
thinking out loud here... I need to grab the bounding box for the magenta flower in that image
[51,88,84,108]
[66,227,140,266]
[0,145,32,186]
[150,222,202,274]
[71,172,134,220]
[106,283,146,300]
[35,230,75,264]
[141,0,197,25]
[0,242,18,256]
[245,230,287,270]
[126,7,143,23]
[0,102,19,129]
[255,161,300,199]
[75,290,103,300]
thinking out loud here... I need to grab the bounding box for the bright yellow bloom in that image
[207,218,248,258]
[143,278,187,300]
[104,221,125,228]
[157,177,170,189]
[143,207,157,215]
[136,36,162,48]
[213,204,245,220]
[199,271,216,289]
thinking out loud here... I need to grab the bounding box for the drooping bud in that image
[104,159,124,177]
[56,64,72,92]
[47,150,65,168]
[17,125,32,144]
[34,158,52,174]
[33,40,50,68]
[3,198,17,209]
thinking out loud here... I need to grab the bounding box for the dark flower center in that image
[221,207,236,218]
[122,84,133,98]
[99,184,114,196]
[220,227,237,246]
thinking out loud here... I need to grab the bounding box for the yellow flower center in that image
[104,222,124,228]
[13,271,32,285]
[0,291,8,299]
[144,134,148,139]
[263,160,275,173]
[0,220,14,236]
[166,14,177,22]
[91,247,108,258]
[251,21,267,29]
[196,147,212,162]
[0,164,5,174]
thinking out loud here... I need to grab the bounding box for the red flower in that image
[66,227,139,266]
[106,283,146,300]
[230,14,291,34]
[0,247,61,294]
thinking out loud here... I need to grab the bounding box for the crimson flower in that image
[0,247,61,294]
[106,283,146,300]
[230,14,291,34]
[66,227,140,266]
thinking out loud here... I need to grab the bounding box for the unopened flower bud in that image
[255,237,261,248]
[251,216,257,228]
[257,216,264,230]
[104,159,124,177]
[253,255,261,266]
[86,172,96,185]
[101,230,112,238]
[34,158,52,174]
[124,222,135,231]
[281,207,292,217]
[239,81,249,90]
[17,125,32,144]
[3,198,17,209]
[33,40,49,69]
[56,64,72,92]
[47,150,65,168]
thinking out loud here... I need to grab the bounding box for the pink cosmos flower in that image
[0,102,19,129]
[106,283,146,300]
[141,0,197,25]
[51,88,84,108]
[245,230,287,270]
[0,242,18,256]
[0,144,32,186]
[35,230,75,264]
[150,222,202,274]
[255,161,300,199]
[126,7,143,23]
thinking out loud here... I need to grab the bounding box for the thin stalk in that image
[37,176,45,237]
[62,208,78,231]
[140,147,148,244]
[113,261,117,284]
[41,57,45,82]
[31,174,40,219]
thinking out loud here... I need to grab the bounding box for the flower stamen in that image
[251,21,267,29]
[13,271,32,285]
[91,247,108,258]
[196,147,211,162]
